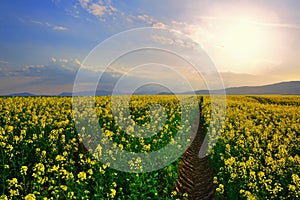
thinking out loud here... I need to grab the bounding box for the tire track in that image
[176,111,216,200]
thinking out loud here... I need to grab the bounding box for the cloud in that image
[31,20,51,27]
[250,21,300,29]
[0,57,289,95]
[1,58,81,83]
[152,22,167,29]
[51,57,57,63]
[151,34,198,49]
[53,25,68,31]
[66,4,81,18]
[137,14,155,24]
[219,71,279,88]
[0,60,8,64]
[79,0,90,8]
[31,20,68,31]
[0,57,130,94]
[0,67,8,77]
[153,17,290,76]
[125,17,133,23]
[71,0,161,26]
[196,16,300,30]
[88,3,106,17]
[0,58,85,94]
[77,0,119,20]
[124,13,161,26]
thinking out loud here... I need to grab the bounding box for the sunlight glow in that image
[192,8,279,74]
[223,22,266,61]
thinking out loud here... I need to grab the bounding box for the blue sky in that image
[1,0,300,94]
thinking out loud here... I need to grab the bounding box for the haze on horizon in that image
[1,0,300,95]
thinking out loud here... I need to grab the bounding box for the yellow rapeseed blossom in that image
[9,189,19,197]
[78,172,86,181]
[33,163,45,174]
[67,191,75,199]
[171,191,177,197]
[87,169,93,175]
[0,195,8,200]
[60,185,67,191]
[24,194,36,200]
[55,155,66,162]
[0,95,299,199]
[9,178,18,187]
[41,150,46,158]
[216,184,224,194]
[20,166,28,175]
[109,189,116,198]
[99,167,105,174]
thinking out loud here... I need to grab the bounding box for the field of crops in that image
[0,95,299,199]
[203,96,300,199]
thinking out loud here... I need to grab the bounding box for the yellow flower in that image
[41,150,46,158]
[63,151,68,157]
[99,167,105,174]
[288,184,296,192]
[60,185,68,191]
[33,134,38,140]
[7,144,13,151]
[9,189,19,197]
[0,195,8,200]
[216,184,224,194]
[87,169,93,175]
[171,191,177,197]
[110,189,116,198]
[213,176,218,184]
[24,194,36,200]
[33,163,45,173]
[143,144,151,151]
[56,155,66,161]
[78,171,86,181]
[9,178,18,186]
[7,126,13,133]
[67,192,75,198]
[135,157,142,163]
[118,143,123,150]
[51,165,59,172]
[14,135,20,142]
[103,164,108,169]
[21,166,28,175]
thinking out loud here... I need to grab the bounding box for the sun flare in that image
[223,22,265,60]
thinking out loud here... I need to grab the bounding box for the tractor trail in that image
[176,111,216,200]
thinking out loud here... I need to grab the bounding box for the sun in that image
[222,21,266,61]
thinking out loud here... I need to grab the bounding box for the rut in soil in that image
[176,111,216,200]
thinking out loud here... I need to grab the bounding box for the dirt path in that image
[176,112,216,200]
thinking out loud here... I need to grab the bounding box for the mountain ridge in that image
[2,81,300,96]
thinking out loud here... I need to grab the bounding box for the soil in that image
[176,111,216,200]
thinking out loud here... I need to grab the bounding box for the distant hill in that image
[226,81,300,94]
[5,92,37,96]
[2,81,300,96]
[194,81,300,95]
[59,90,112,96]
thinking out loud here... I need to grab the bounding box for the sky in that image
[1,0,300,95]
